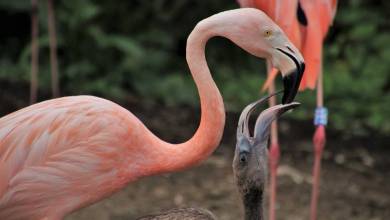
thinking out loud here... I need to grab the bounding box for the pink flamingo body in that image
[0,8,304,219]
[0,96,206,219]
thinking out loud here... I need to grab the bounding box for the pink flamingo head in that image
[198,8,305,103]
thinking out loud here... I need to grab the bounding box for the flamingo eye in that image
[263,30,273,37]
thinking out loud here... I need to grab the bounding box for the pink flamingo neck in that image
[140,21,225,175]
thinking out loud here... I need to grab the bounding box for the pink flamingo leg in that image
[310,63,327,220]
[269,140,279,220]
[47,0,60,98]
[311,125,325,220]
[30,0,39,104]
[266,63,279,220]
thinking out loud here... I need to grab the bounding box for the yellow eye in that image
[264,30,273,37]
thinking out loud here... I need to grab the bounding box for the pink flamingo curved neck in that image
[139,21,225,176]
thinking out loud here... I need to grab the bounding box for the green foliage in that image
[324,0,390,135]
[0,0,389,135]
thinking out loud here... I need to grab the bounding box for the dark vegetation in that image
[0,0,389,135]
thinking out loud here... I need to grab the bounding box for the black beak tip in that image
[282,74,297,104]
[282,62,305,104]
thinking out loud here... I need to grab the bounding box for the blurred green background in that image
[0,0,389,136]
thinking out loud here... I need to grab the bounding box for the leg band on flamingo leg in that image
[314,107,328,126]
[313,107,327,157]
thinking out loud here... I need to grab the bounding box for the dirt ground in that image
[1,85,389,220]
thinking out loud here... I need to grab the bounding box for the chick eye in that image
[239,153,248,165]
[263,30,273,37]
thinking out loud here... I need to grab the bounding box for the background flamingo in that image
[237,1,337,220]
[0,8,304,220]
[297,1,338,220]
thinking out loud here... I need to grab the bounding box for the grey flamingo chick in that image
[137,95,300,220]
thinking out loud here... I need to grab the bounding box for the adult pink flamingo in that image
[0,8,304,220]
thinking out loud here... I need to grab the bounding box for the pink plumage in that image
[0,96,146,219]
